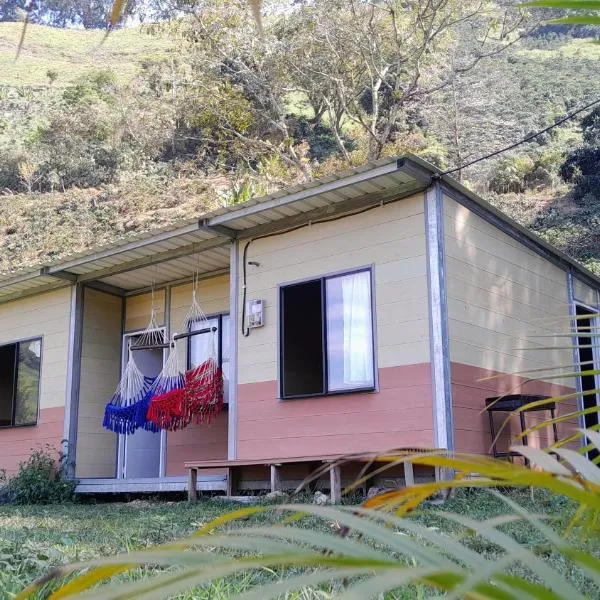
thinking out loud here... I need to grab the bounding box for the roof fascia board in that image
[40,267,77,282]
[439,179,600,290]
[0,270,45,288]
[76,236,229,283]
[236,182,425,241]
[207,160,400,227]
[200,221,237,239]
[0,281,71,305]
[46,222,203,274]
[396,157,434,185]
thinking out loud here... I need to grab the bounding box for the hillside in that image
[0,22,172,86]
[0,10,599,276]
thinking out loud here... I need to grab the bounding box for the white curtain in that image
[327,270,374,391]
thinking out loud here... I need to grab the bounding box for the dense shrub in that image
[559,107,600,201]
[5,445,77,505]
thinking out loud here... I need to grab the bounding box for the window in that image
[280,269,375,398]
[576,305,599,459]
[0,338,42,428]
[188,314,230,402]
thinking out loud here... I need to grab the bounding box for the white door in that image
[121,336,164,478]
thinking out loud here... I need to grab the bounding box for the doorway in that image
[575,305,600,458]
[118,331,164,479]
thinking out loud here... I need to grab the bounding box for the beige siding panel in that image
[76,288,122,478]
[573,277,598,307]
[238,194,429,385]
[124,290,165,332]
[444,195,572,382]
[0,288,71,411]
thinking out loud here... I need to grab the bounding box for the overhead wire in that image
[241,96,600,335]
[439,96,600,177]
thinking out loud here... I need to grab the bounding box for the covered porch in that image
[70,224,236,493]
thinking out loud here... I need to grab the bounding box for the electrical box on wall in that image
[247,299,264,328]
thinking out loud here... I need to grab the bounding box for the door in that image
[120,334,164,478]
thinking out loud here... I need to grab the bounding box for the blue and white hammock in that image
[103,352,156,434]
[102,309,163,434]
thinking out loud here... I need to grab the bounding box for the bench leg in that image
[404,461,414,488]
[270,464,282,492]
[188,468,198,502]
[329,465,342,504]
[227,467,239,497]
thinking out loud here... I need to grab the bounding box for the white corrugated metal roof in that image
[0,154,597,303]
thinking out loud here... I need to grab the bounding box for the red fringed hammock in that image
[146,287,224,431]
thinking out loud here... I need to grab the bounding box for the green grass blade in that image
[336,568,460,600]
[550,16,600,25]
[492,491,600,586]
[521,1,600,8]
[510,446,572,475]
[343,507,489,568]
[434,512,585,599]
[583,428,600,451]
[235,568,364,600]
[553,447,600,483]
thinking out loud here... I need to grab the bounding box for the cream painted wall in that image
[444,196,573,377]
[169,275,230,367]
[124,290,165,332]
[237,194,430,385]
[573,277,598,308]
[0,287,71,411]
[76,288,122,478]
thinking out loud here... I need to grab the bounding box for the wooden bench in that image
[185,453,416,503]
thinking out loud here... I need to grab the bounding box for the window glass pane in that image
[281,280,325,397]
[326,271,374,392]
[15,339,41,426]
[190,317,220,368]
[190,316,230,402]
[0,344,16,426]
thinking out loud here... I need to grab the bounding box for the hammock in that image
[181,288,224,425]
[146,338,187,431]
[147,287,224,430]
[102,309,163,434]
[183,356,224,425]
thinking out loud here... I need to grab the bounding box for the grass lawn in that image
[0,489,595,599]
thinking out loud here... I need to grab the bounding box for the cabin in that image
[0,155,592,496]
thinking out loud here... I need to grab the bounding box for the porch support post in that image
[187,467,198,502]
[63,283,84,479]
[566,270,586,438]
[425,182,454,463]
[329,464,342,504]
[159,285,171,478]
[228,240,239,460]
[270,464,282,492]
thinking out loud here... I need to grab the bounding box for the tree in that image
[2,0,139,29]
[275,0,529,162]
[561,106,600,201]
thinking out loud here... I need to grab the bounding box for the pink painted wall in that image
[166,412,228,476]
[0,406,65,475]
[236,364,434,460]
[451,363,577,455]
